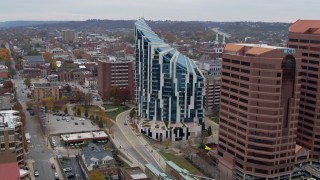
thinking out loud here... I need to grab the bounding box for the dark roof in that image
[24,56,45,63]
[33,82,59,88]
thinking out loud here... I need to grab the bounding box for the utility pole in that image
[66,136,70,159]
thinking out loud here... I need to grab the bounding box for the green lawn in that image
[160,151,202,175]
[105,104,120,110]
[211,117,219,124]
[105,105,129,120]
[72,105,101,117]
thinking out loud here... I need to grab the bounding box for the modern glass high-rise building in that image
[134,18,205,141]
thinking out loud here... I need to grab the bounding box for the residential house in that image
[79,143,118,179]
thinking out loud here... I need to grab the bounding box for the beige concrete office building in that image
[216,44,302,179]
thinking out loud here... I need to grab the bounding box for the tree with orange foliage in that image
[42,51,52,63]
[3,80,14,89]
[15,102,26,126]
[88,170,104,180]
[0,48,10,62]
[42,97,54,110]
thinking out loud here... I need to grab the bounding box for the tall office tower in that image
[134,19,205,141]
[288,20,320,162]
[217,44,301,179]
[62,30,76,43]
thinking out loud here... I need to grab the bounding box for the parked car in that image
[34,170,39,177]
[75,122,78,125]
[71,117,74,120]
[65,172,74,178]
[51,141,56,147]
[51,163,55,169]
[63,167,72,172]
[54,172,59,180]
[62,117,66,120]
[56,118,60,121]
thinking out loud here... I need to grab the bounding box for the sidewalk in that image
[26,159,35,180]
[130,125,167,170]
[204,116,219,144]
[123,112,166,170]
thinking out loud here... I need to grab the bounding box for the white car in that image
[54,172,59,180]
[34,170,39,177]
[63,167,72,172]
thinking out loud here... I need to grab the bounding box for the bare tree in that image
[84,92,93,106]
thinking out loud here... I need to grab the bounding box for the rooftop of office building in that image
[224,43,296,56]
[98,56,132,63]
[32,82,60,88]
[0,110,21,129]
[289,20,320,34]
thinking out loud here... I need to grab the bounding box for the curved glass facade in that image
[134,18,205,126]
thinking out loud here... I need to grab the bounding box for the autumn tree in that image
[77,108,82,116]
[71,90,85,104]
[84,92,93,106]
[201,122,206,132]
[15,55,23,64]
[85,108,88,118]
[207,126,212,136]
[24,78,31,88]
[0,48,10,62]
[73,50,83,59]
[119,87,131,103]
[129,108,136,119]
[15,102,23,111]
[96,109,106,120]
[26,101,34,110]
[64,107,68,115]
[88,170,104,180]
[110,86,120,100]
[15,102,26,126]
[42,97,54,111]
[50,60,57,71]
[43,51,52,63]
[3,80,13,89]
[61,95,68,102]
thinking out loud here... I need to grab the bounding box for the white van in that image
[25,133,31,144]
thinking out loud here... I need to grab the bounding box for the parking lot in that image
[45,113,100,135]
[58,157,86,180]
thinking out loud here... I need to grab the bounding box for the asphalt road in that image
[113,110,164,171]
[14,74,55,180]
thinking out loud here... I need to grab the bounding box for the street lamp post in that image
[46,112,50,147]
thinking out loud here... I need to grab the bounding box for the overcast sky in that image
[0,0,319,22]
